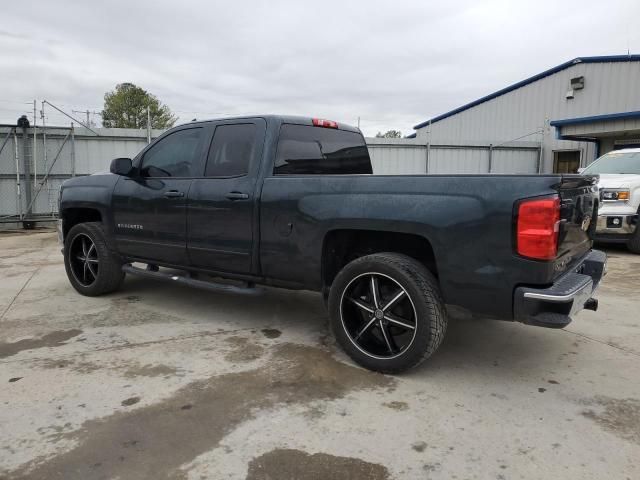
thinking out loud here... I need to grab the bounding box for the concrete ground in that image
[0,230,638,480]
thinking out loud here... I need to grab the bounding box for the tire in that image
[64,222,125,296]
[627,226,640,254]
[328,252,447,374]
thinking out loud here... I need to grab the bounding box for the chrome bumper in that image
[513,250,606,328]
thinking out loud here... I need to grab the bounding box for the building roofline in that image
[549,110,640,127]
[413,54,640,130]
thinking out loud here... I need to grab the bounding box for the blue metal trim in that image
[406,132,416,139]
[556,133,598,143]
[552,130,601,162]
[413,55,640,130]
[549,110,640,126]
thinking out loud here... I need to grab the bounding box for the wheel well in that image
[322,230,438,289]
[61,208,102,237]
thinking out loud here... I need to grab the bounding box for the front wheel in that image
[328,253,447,374]
[64,222,125,296]
[627,226,640,254]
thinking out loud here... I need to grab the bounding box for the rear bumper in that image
[513,249,606,329]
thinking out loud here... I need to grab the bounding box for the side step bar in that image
[122,264,263,296]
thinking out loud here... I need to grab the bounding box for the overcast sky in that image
[1,0,638,136]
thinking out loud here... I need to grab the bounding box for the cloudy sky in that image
[1,0,638,136]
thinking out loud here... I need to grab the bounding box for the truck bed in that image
[259,173,598,320]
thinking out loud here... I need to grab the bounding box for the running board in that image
[122,264,263,296]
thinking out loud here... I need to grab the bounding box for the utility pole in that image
[33,100,37,187]
[18,115,33,227]
[70,123,76,177]
[72,109,93,128]
[426,119,432,174]
[41,101,47,176]
[147,106,151,143]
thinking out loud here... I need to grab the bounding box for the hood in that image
[597,173,640,189]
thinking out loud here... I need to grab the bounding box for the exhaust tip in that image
[584,298,598,311]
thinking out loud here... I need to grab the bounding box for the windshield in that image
[583,151,640,174]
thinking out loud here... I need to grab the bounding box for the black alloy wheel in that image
[329,253,447,373]
[63,222,125,296]
[69,233,100,287]
[340,272,418,359]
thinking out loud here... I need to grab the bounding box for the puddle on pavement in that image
[581,395,640,445]
[245,448,390,480]
[224,336,265,363]
[261,328,282,339]
[6,343,395,480]
[0,330,82,359]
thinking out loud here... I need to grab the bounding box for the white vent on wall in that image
[570,76,585,90]
[566,76,584,100]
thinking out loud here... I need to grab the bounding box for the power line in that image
[0,99,33,106]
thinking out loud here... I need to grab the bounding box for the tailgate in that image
[555,174,599,272]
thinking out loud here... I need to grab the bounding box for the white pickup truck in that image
[581,148,640,253]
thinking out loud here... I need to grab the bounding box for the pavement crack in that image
[0,326,259,365]
[562,328,640,357]
[0,267,40,321]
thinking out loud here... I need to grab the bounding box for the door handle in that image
[226,192,249,200]
[164,190,184,198]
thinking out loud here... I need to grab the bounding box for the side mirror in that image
[110,157,133,176]
[577,167,585,174]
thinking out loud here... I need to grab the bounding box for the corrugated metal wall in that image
[367,138,540,174]
[367,139,427,174]
[415,60,640,171]
[0,126,541,219]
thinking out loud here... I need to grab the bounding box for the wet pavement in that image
[1,230,638,479]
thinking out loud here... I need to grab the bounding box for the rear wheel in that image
[64,222,125,296]
[328,253,447,373]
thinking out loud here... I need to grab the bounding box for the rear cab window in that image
[205,123,257,177]
[274,124,372,175]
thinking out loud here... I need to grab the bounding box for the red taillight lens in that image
[516,196,560,260]
[312,118,338,128]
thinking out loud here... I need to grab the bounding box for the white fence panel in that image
[490,149,539,173]
[368,144,426,174]
[1,130,543,221]
[429,147,489,173]
[365,138,541,175]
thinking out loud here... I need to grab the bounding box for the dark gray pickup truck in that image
[58,115,606,373]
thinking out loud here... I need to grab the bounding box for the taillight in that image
[516,196,560,260]
[312,118,338,128]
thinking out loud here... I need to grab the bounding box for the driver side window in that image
[140,128,203,178]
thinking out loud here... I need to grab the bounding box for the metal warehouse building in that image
[409,55,640,174]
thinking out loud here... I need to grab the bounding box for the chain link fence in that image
[0,122,162,229]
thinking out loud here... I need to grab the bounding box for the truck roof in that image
[184,115,361,133]
[610,147,640,153]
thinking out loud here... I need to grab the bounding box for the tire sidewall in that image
[328,254,441,373]
[627,210,640,253]
[64,223,117,296]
